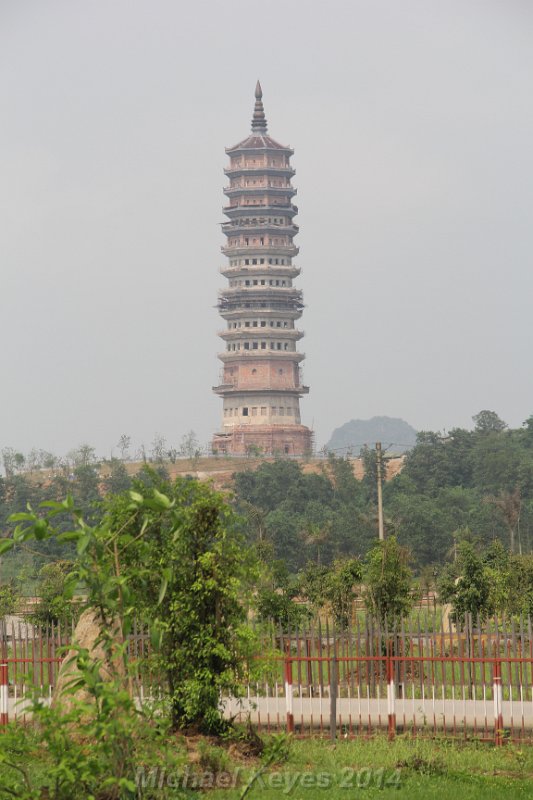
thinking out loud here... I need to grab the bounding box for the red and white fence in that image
[2,614,533,743]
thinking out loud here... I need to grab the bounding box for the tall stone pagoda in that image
[212,82,312,456]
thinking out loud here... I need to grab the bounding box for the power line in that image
[320,442,415,454]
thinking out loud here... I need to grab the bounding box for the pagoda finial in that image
[251,80,267,134]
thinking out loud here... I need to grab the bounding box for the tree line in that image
[235,410,533,571]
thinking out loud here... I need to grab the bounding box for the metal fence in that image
[3,614,533,743]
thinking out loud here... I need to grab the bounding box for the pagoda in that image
[212,82,313,456]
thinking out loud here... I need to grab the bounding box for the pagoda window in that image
[277,343,282,350]
[245,259,249,265]
[252,321,258,327]
[260,259,264,264]
[260,280,265,285]
[244,342,250,350]
[245,322,250,327]
[245,281,250,286]
[245,238,249,245]
[242,407,249,416]
[284,343,288,350]
[261,407,267,416]
[252,258,257,264]
[279,368,284,374]
[261,342,266,349]
[270,343,275,349]
[253,280,258,286]
[260,321,266,327]
[251,368,257,375]
[252,342,258,350]
[276,322,281,327]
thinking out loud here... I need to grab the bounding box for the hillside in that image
[96,454,404,490]
[325,416,417,455]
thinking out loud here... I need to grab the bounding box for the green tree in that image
[67,443,97,467]
[103,458,132,495]
[363,536,413,624]
[438,541,493,622]
[0,582,17,618]
[32,561,77,627]
[300,558,362,629]
[106,472,252,732]
[256,560,309,630]
[473,410,507,434]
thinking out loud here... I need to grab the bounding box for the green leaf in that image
[150,626,163,650]
[8,512,35,522]
[158,576,169,607]
[33,519,49,540]
[77,534,91,555]
[129,490,144,504]
[40,500,66,510]
[57,531,82,542]
[0,539,14,555]
[153,489,172,509]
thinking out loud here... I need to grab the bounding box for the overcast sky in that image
[1,0,532,458]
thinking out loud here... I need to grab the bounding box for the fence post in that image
[330,642,337,741]
[387,644,396,740]
[0,663,8,727]
[284,652,294,733]
[493,659,503,746]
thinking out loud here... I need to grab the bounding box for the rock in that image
[52,608,126,711]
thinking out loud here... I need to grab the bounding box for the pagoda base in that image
[212,424,313,457]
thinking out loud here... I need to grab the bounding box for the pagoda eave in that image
[218,351,305,363]
[220,265,301,278]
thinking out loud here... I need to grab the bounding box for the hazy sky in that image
[1,0,532,458]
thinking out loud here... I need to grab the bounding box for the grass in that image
[3,727,533,798]
[204,735,533,799]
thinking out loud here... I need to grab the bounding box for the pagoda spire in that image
[251,80,267,134]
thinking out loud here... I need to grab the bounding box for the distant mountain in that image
[324,416,417,456]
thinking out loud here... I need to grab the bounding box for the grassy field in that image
[199,736,533,799]
[3,730,533,798]
[138,735,533,799]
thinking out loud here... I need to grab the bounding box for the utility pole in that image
[376,442,385,541]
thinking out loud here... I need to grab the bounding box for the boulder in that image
[52,608,127,710]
